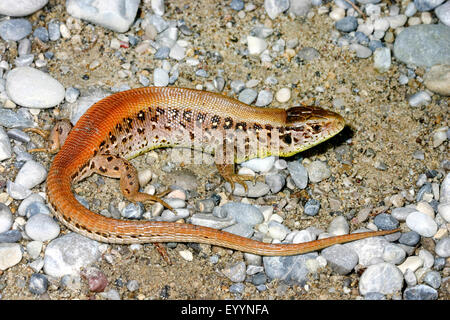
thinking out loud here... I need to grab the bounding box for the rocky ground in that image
[0,0,449,301]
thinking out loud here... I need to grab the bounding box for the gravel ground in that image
[0,0,448,300]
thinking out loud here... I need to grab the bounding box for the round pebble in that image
[275,88,291,103]
[306,160,331,183]
[219,202,263,226]
[287,161,308,189]
[435,237,450,257]
[304,199,320,216]
[25,213,60,241]
[6,67,65,108]
[255,90,273,107]
[414,0,445,11]
[373,213,399,230]
[435,1,450,26]
[399,231,421,246]
[321,244,359,275]
[405,211,438,237]
[335,17,358,32]
[238,88,258,104]
[265,173,286,193]
[0,0,48,16]
[43,233,101,277]
[359,262,404,295]
[29,273,48,295]
[424,64,450,96]
[15,160,47,189]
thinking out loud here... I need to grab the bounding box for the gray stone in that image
[0,19,32,41]
[359,262,403,295]
[0,0,48,17]
[393,24,450,67]
[403,284,438,300]
[321,244,359,274]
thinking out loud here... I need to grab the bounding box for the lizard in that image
[26,87,399,256]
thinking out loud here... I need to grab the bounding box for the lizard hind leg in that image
[216,163,255,193]
[89,154,173,264]
[89,154,173,211]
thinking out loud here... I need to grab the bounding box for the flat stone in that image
[423,64,450,96]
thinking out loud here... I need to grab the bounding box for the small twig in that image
[343,0,367,19]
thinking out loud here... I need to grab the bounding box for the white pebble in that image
[397,256,423,274]
[0,243,23,271]
[328,216,349,236]
[240,156,275,173]
[432,126,448,148]
[291,230,315,244]
[6,67,65,109]
[247,36,268,55]
[153,68,169,87]
[15,160,47,189]
[0,0,48,17]
[275,88,291,103]
[329,7,345,21]
[25,213,60,241]
[416,201,435,218]
[26,240,43,259]
[373,18,390,32]
[179,249,193,261]
[406,211,438,237]
[359,262,404,295]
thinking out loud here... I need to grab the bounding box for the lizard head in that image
[276,105,345,157]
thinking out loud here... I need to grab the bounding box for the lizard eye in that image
[282,134,292,145]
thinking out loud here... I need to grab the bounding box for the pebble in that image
[321,244,359,275]
[423,270,442,289]
[344,236,389,266]
[222,223,254,238]
[267,221,289,241]
[153,67,169,86]
[33,27,49,42]
[0,243,22,270]
[241,156,275,173]
[304,199,320,216]
[296,47,320,61]
[441,174,450,203]
[335,17,358,32]
[7,180,32,200]
[435,237,450,257]
[305,160,331,183]
[373,213,399,230]
[329,7,346,21]
[222,261,246,282]
[66,0,140,33]
[399,231,421,246]
[247,36,268,55]
[359,262,404,295]
[423,64,450,96]
[403,284,438,300]
[0,0,48,16]
[189,213,235,229]
[328,216,349,236]
[275,88,291,103]
[0,229,22,243]
[179,249,193,261]
[405,211,438,237]
[435,1,450,26]
[0,203,13,234]
[0,127,12,161]
[15,160,47,189]
[438,202,450,223]
[121,203,144,219]
[26,241,43,259]
[414,0,445,11]
[126,279,139,292]
[350,44,372,59]
[81,267,108,292]
[264,0,290,19]
[255,90,273,107]
[263,252,318,285]
[393,24,450,67]
[48,20,60,41]
[25,213,60,241]
[382,243,406,264]
[29,273,48,295]
[289,0,312,17]
[0,19,32,41]
[398,256,423,273]
[224,181,270,198]
[373,47,391,73]
[6,67,65,109]
[287,161,308,189]
[219,202,264,226]
[265,173,286,193]
[408,91,432,107]
[43,233,101,277]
